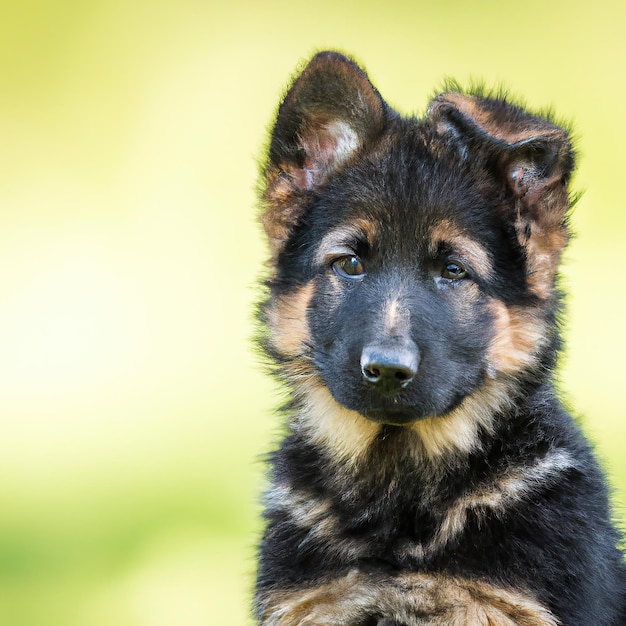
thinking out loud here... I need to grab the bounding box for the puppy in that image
[254,51,626,625]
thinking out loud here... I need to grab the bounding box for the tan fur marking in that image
[520,221,568,299]
[257,569,558,625]
[429,220,493,279]
[266,283,315,358]
[431,449,576,552]
[261,207,297,263]
[433,92,565,147]
[516,170,570,301]
[264,484,332,528]
[296,379,381,464]
[261,167,308,262]
[444,92,525,142]
[314,219,377,267]
[409,378,513,460]
[486,299,547,376]
[383,297,411,335]
[264,483,367,560]
[352,217,378,247]
[295,370,513,474]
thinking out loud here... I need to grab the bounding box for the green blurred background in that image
[1,1,625,624]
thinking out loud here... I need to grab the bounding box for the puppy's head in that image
[259,52,574,461]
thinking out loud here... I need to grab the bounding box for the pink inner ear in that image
[290,167,315,191]
[301,128,341,188]
[508,165,527,195]
[294,120,361,191]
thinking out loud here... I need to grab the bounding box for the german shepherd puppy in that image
[254,51,626,625]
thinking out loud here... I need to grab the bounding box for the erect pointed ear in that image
[261,52,385,258]
[268,51,385,191]
[428,92,575,298]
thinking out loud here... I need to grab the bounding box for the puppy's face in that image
[260,53,572,453]
[280,139,499,424]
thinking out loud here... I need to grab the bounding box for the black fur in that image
[254,51,626,625]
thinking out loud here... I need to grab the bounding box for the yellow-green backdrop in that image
[1,1,625,624]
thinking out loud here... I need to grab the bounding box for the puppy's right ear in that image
[261,52,385,257]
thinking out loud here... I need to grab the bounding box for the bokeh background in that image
[1,1,625,624]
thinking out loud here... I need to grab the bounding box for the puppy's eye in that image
[332,255,365,280]
[442,261,467,280]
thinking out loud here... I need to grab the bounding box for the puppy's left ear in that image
[262,52,386,258]
[429,92,575,298]
[429,91,574,214]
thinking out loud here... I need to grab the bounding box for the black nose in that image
[360,341,419,393]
